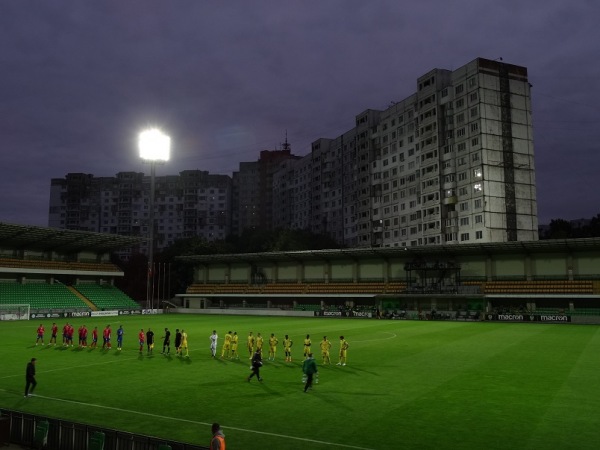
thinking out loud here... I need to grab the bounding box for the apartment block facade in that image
[49,170,232,257]
[274,57,537,247]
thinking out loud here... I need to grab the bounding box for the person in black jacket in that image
[247,349,263,382]
[25,358,37,397]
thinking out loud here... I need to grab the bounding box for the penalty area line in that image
[353,332,397,343]
[2,391,375,450]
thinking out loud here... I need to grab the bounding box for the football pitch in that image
[2,315,600,450]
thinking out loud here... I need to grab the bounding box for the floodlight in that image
[138,128,171,162]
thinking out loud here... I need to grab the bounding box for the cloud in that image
[0,0,599,226]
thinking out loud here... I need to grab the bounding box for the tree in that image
[545,219,573,239]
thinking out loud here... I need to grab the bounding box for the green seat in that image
[89,431,105,450]
[158,445,172,450]
[33,420,49,449]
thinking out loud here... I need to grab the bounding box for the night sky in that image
[1,1,599,227]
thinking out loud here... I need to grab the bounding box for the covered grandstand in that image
[176,238,600,324]
[0,222,145,318]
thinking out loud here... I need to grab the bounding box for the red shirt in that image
[37,326,44,335]
[52,324,58,335]
[103,328,111,339]
[92,329,98,339]
[82,327,88,338]
[138,331,145,342]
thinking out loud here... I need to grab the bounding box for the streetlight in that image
[138,128,170,311]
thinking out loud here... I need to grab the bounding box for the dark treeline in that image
[539,214,600,240]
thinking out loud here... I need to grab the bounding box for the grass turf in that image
[1,315,600,450]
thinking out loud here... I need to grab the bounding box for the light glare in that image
[138,128,171,162]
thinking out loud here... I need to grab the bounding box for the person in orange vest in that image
[210,422,226,450]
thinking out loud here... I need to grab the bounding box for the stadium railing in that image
[1,409,208,450]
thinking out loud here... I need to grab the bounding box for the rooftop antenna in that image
[281,130,291,151]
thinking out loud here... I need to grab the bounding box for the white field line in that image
[352,331,397,343]
[0,389,376,450]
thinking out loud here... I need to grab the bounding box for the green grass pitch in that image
[2,315,600,450]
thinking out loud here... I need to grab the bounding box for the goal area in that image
[0,304,30,321]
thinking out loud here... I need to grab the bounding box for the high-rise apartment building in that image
[49,170,232,258]
[231,147,300,235]
[274,57,537,247]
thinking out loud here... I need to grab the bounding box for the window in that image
[470,92,478,102]
[457,128,466,137]
[474,183,482,192]
[470,106,478,117]
[460,232,470,241]
[459,202,469,212]
[455,84,464,95]
[470,122,479,132]
[468,77,477,88]
[473,168,483,178]
[472,152,480,162]
[460,217,469,226]
[475,214,483,223]
[475,230,483,239]
[471,137,479,147]
[474,199,482,209]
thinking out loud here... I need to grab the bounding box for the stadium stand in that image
[0,257,121,272]
[73,284,139,310]
[483,280,594,294]
[0,283,89,310]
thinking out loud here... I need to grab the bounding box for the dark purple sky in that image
[1,1,599,227]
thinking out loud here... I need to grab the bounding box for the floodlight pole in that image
[139,128,170,312]
[148,161,156,311]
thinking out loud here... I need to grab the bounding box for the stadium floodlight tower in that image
[138,128,171,311]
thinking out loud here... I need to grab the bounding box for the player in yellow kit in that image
[231,331,239,359]
[268,333,279,361]
[221,331,232,358]
[181,329,189,358]
[256,332,264,354]
[303,334,312,360]
[320,335,332,364]
[247,331,255,359]
[337,335,349,366]
[283,334,293,362]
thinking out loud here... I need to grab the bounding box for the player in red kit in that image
[62,323,69,346]
[138,328,145,353]
[35,324,45,346]
[102,325,112,349]
[91,327,98,348]
[81,325,88,347]
[50,323,58,346]
[67,323,74,347]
